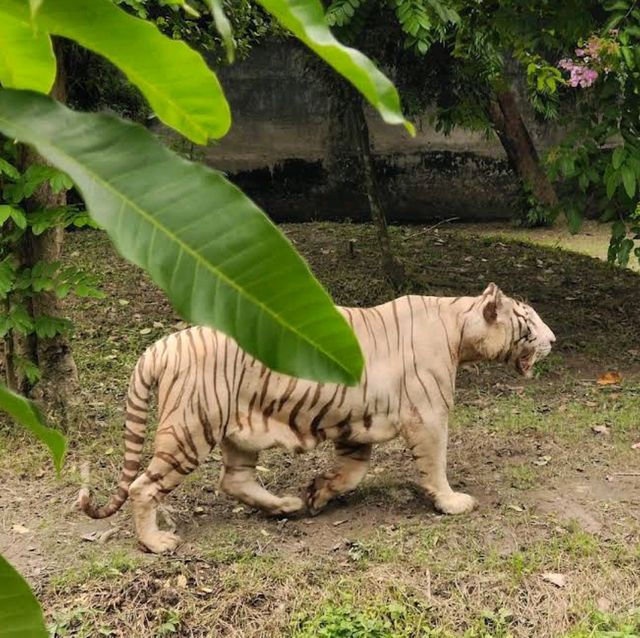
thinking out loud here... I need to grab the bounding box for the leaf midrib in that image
[0,111,355,380]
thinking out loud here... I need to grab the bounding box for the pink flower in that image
[575,48,585,57]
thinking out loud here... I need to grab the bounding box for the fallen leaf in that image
[117,299,129,306]
[153,321,164,328]
[260,529,270,537]
[541,572,566,588]
[139,327,152,335]
[194,506,205,514]
[232,506,244,514]
[81,531,100,542]
[12,524,30,534]
[507,504,525,512]
[332,519,348,527]
[533,455,551,467]
[592,425,610,436]
[255,465,270,474]
[176,574,188,589]
[597,371,622,386]
[97,528,119,544]
[199,587,213,594]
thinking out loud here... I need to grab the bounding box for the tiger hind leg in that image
[306,442,372,515]
[219,440,303,515]
[129,430,210,553]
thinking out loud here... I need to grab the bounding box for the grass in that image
[1,222,639,638]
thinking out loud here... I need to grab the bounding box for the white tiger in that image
[78,283,555,553]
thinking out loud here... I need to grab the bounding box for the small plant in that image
[0,139,102,388]
[156,609,182,637]
[292,597,438,638]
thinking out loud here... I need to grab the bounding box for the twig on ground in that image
[402,217,460,241]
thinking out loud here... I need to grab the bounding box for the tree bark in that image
[339,90,405,290]
[488,88,559,214]
[13,40,79,426]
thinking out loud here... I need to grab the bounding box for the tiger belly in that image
[225,394,400,454]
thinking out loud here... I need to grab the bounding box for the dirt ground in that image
[1,222,639,638]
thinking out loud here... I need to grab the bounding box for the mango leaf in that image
[205,0,235,63]
[0,383,66,473]
[0,89,364,384]
[0,556,47,638]
[257,0,414,135]
[0,9,55,93]
[621,165,636,198]
[3,0,230,143]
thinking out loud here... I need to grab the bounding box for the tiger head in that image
[466,283,556,378]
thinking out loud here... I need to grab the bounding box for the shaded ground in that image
[459,219,640,272]
[1,222,639,638]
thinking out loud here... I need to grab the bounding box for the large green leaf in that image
[0,383,66,473]
[0,89,364,384]
[0,556,47,638]
[257,0,415,135]
[1,0,230,143]
[0,9,55,93]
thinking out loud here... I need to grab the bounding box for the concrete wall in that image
[175,41,556,222]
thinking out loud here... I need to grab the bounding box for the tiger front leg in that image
[402,415,477,515]
[306,442,372,515]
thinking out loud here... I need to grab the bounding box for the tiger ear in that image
[482,283,504,323]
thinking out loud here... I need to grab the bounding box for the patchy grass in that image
[1,222,639,638]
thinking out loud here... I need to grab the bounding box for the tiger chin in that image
[77,283,555,554]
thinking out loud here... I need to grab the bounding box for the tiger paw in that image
[140,530,182,554]
[274,496,304,514]
[434,491,477,515]
[305,474,335,515]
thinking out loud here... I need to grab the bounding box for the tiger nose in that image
[548,330,556,344]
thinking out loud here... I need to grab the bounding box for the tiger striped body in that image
[79,284,555,553]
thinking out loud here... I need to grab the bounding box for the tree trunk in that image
[344,94,405,291]
[13,40,79,426]
[488,88,559,214]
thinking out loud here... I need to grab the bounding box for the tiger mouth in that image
[516,353,535,377]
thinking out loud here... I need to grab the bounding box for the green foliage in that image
[0,555,48,638]
[0,0,414,388]
[0,90,365,384]
[2,0,232,144]
[565,611,640,638]
[0,140,103,379]
[544,4,640,266]
[0,10,55,94]
[292,597,438,638]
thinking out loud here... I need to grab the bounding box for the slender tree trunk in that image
[347,97,405,289]
[13,40,79,425]
[488,88,559,213]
